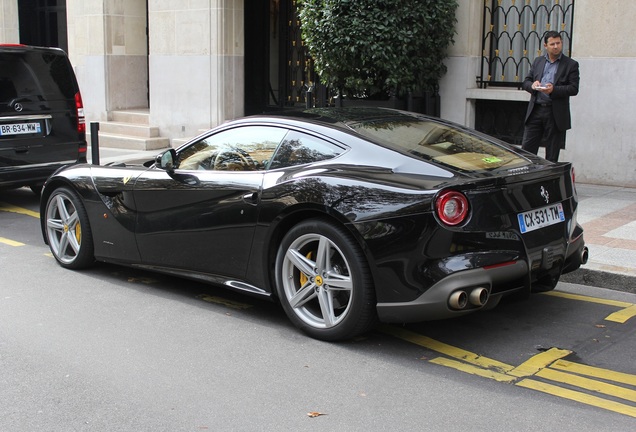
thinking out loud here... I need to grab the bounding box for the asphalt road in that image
[1,187,635,431]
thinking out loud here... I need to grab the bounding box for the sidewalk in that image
[560,183,636,293]
[87,147,636,292]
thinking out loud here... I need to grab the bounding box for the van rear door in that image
[0,47,85,171]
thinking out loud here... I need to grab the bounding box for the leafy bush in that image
[299,0,458,97]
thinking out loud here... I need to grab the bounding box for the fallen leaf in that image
[307,412,327,418]
[595,324,606,328]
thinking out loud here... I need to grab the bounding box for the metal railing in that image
[477,0,575,88]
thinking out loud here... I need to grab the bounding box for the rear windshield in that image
[0,50,76,104]
[350,118,529,173]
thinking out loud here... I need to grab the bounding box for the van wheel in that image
[275,219,377,341]
[45,187,95,269]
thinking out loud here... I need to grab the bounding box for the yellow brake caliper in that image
[74,222,82,244]
[299,251,313,286]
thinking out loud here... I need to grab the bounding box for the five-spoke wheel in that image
[45,187,94,269]
[275,219,376,340]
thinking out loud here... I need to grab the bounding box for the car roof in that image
[263,107,424,129]
[0,44,67,55]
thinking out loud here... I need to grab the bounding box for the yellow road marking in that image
[429,357,515,383]
[551,359,636,387]
[507,347,571,378]
[0,237,25,246]
[197,294,253,310]
[543,291,632,308]
[379,325,514,373]
[536,367,636,403]
[543,291,635,323]
[385,325,636,417]
[606,305,636,324]
[126,276,158,285]
[517,379,636,418]
[0,202,40,218]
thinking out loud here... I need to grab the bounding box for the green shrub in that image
[299,0,458,97]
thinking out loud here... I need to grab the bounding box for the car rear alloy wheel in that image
[45,187,94,269]
[275,219,376,341]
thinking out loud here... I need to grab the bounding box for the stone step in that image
[97,121,161,138]
[87,132,170,151]
[171,129,210,148]
[110,109,151,125]
[171,137,190,147]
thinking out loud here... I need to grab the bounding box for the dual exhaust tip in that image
[448,247,590,311]
[580,246,589,265]
[449,287,489,310]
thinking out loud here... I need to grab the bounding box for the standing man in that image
[521,30,580,162]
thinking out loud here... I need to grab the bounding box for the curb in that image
[560,268,636,294]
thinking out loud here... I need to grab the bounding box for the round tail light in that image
[435,190,469,226]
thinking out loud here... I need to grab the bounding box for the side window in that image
[269,130,345,169]
[177,126,287,171]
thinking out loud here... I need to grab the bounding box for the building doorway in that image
[244,0,317,115]
[18,0,68,53]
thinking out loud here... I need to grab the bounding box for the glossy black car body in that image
[40,108,587,340]
[0,45,87,194]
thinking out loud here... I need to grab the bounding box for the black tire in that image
[44,187,95,269]
[275,219,377,341]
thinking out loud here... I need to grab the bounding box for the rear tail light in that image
[571,166,577,194]
[435,190,469,226]
[75,91,86,134]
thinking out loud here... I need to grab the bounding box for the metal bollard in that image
[90,122,100,165]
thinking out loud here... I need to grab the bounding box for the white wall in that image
[67,0,148,121]
[148,0,244,141]
[0,0,19,42]
[565,58,636,186]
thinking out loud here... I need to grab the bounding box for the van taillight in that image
[75,92,86,134]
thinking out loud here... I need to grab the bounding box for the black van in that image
[0,44,87,194]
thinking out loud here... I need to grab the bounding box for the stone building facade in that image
[1,0,635,186]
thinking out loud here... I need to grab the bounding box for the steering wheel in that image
[213,150,255,171]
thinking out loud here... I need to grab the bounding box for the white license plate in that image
[0,122,42,136]
[517,202,565,233]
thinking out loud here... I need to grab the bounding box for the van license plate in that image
[0,122,42,136]
[518,202,565,233]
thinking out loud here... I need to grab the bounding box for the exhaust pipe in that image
[449,291,468,310]
[580,246,589,265]
[469,287,489,307]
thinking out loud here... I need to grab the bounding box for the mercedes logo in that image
[14,103,23,112]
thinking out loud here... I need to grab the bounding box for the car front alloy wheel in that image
[45,187,94,269]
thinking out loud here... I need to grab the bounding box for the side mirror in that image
[156,149,177,172]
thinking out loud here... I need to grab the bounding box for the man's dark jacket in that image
[522,54,580,145]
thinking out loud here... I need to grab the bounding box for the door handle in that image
[243,192,259,204]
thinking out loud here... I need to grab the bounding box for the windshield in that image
[350,118,529,173]
[0,50,76,104]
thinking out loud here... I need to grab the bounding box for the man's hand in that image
[532,81,553,94]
